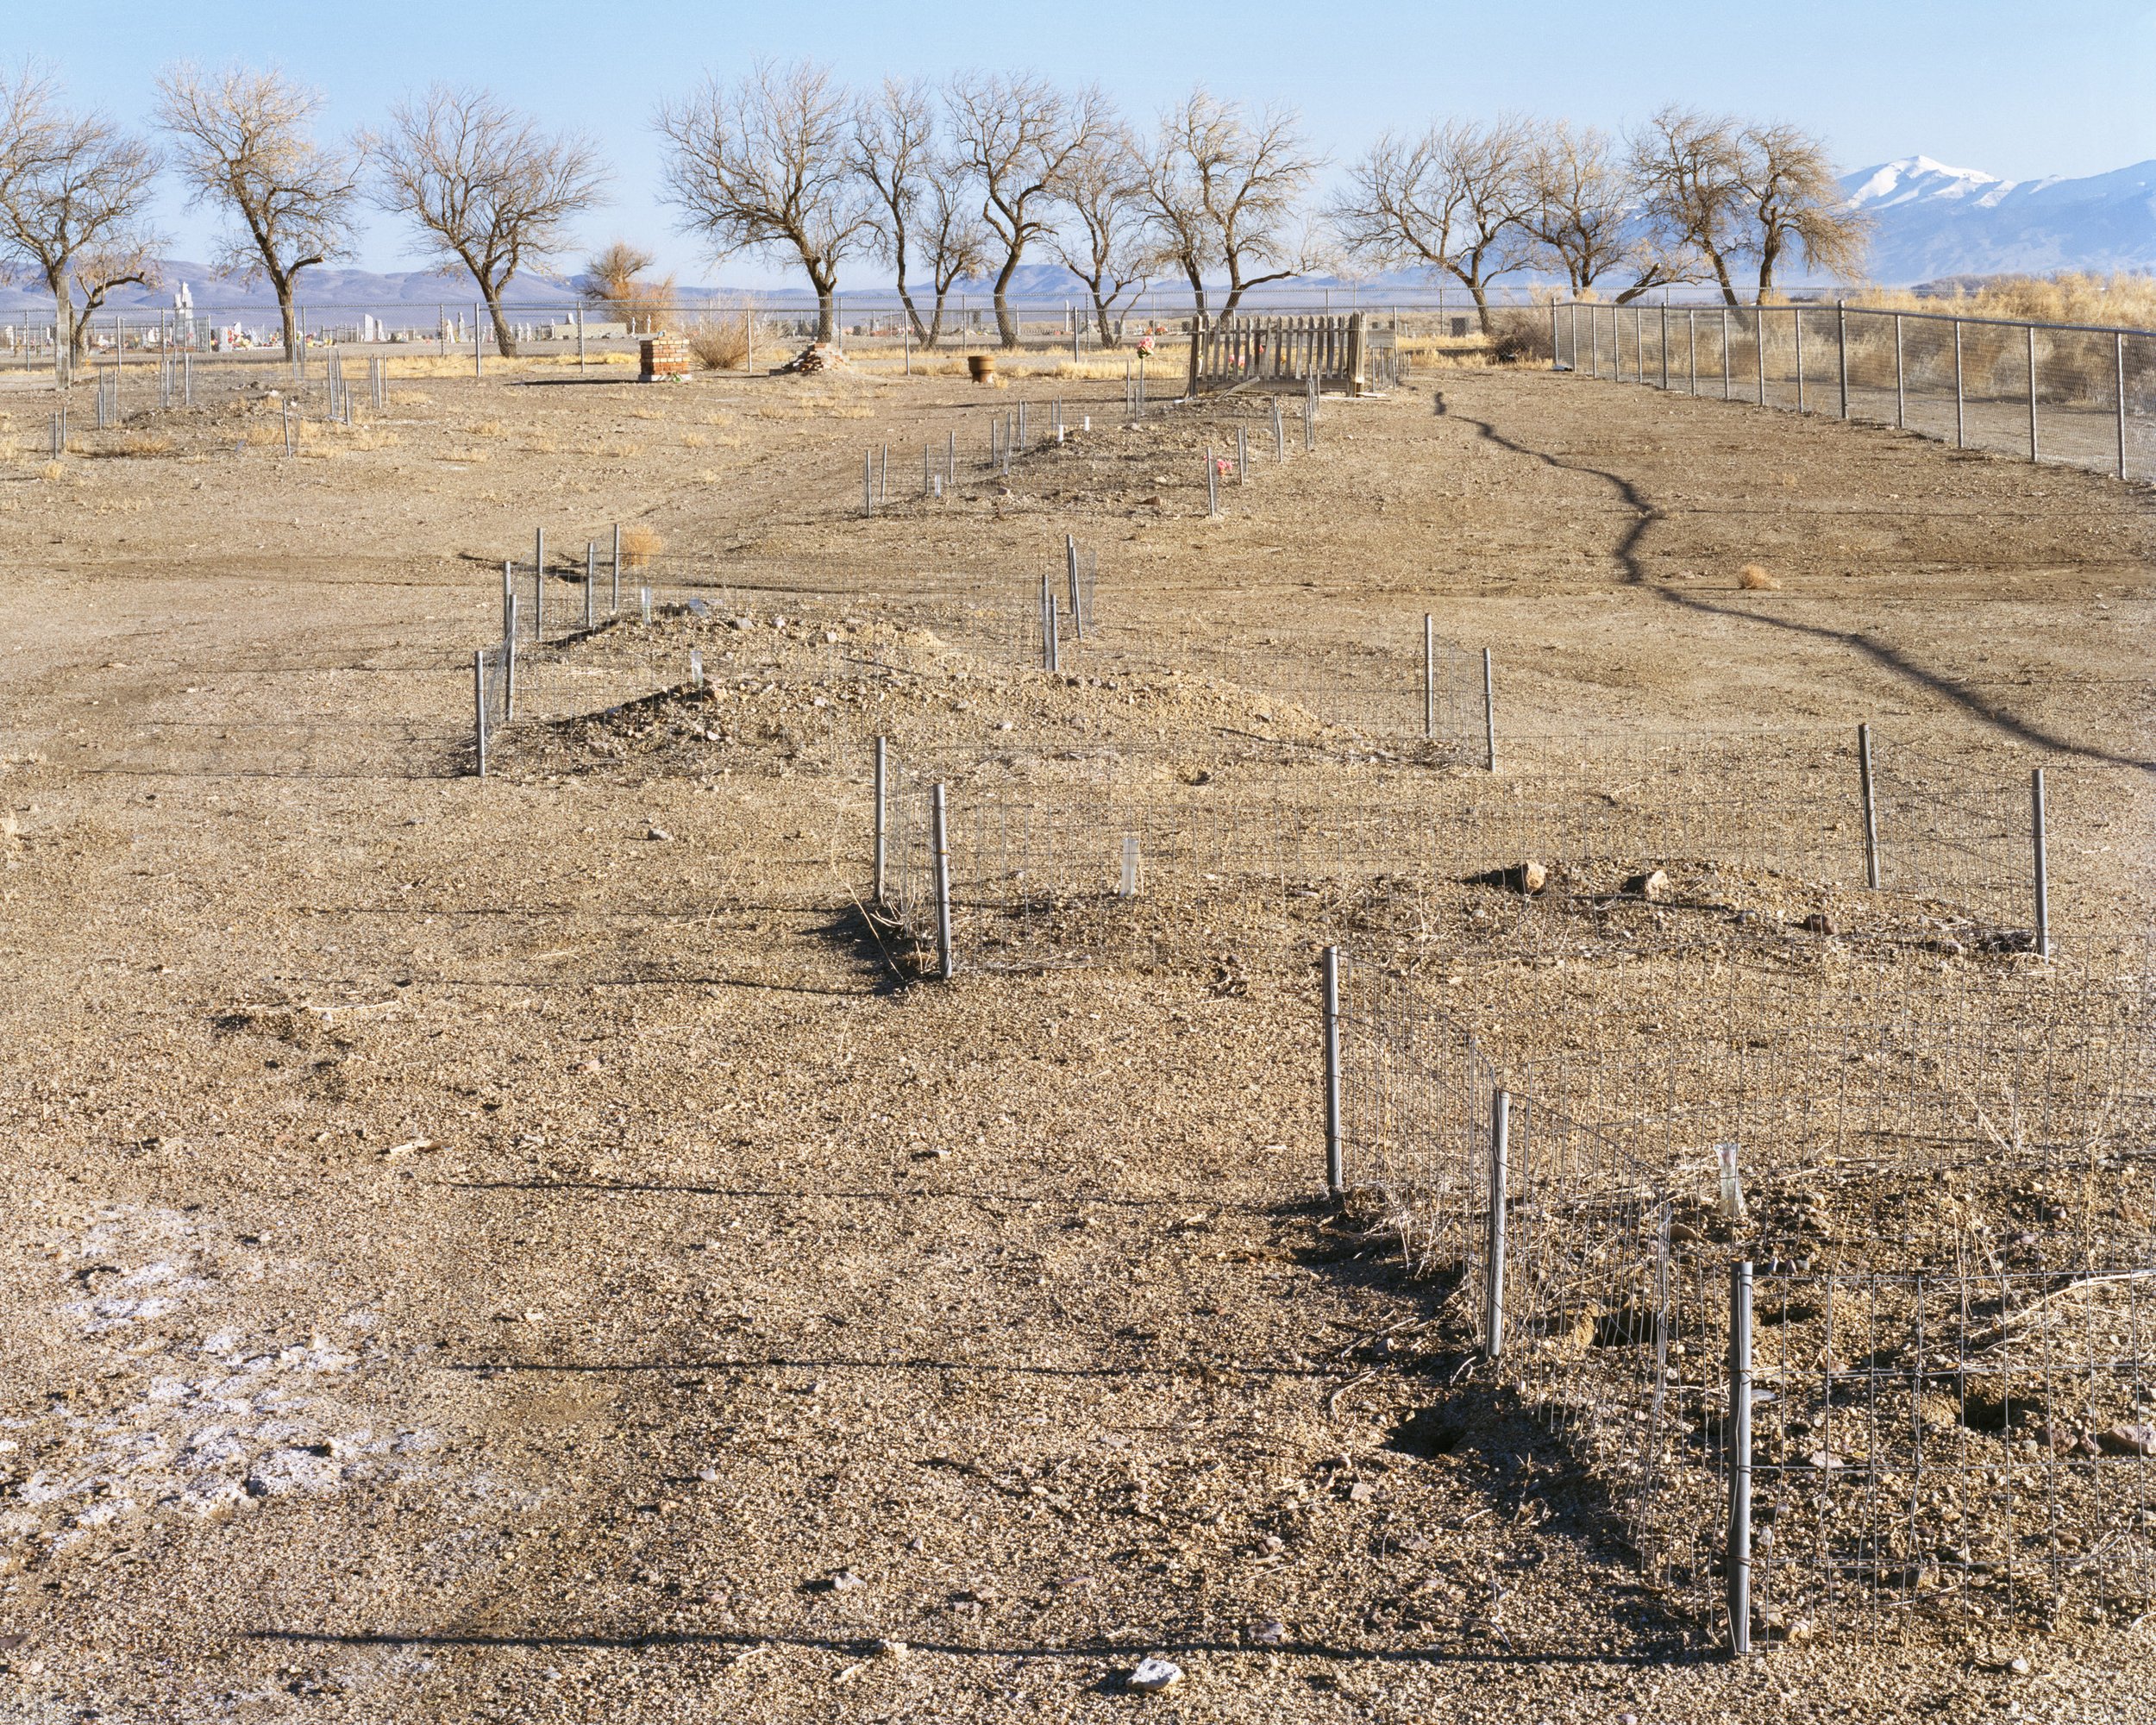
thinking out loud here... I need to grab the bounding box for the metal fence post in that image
[501,559,513,639]
[1755,309,1765,405]
[873,735,887,906]
[2027,323,2040,462]
[584,543,595,629]
[1836,303,1849,418]
[864,448,874,518]
[1065,535,1082,636]
[1044,586,1061,674]
[1953,320,1965,448]
[473,650,488,778]
[1659,304,1669,389]
[2032,767,2051,960]
[1321,946,1344,1195]
[931,781,955,980]
[1858,722,1880,890]
[1794,306,1805,411]
[2119,333,2131,481]
[1727,1260,1754,1656]
[1482,648,1496,772]
[1422,613,1436,740]
[1688,308,1697,393]
[1549,304,1558,369]
[1206,448,1219,517]
[505,599,517,718]
[1485,1090,1509,1360]
[1894,313,1905,428]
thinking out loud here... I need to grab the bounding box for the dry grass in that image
[680,431,708,448]
[621,524,662,569]
[38,461,65,481]
[1739,562,1780,590]
[114,432,174,457]
[467,420,505,437]
[1849,271,2156,332]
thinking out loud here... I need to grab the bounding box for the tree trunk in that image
[1470,282,1492,335]
[485,292,518,358]
[993,248,1022,348]
[276,286,301,364]
[897,282,928,345]
[1089,291,1121,348]
[815,290,837,344]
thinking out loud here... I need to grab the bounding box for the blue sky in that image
[25,0,2156,286]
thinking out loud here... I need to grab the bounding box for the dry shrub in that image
[681,430,709,447]
[1850,271,2156,331]
[687,316,752,370]
[116,432,173,456]
[621,525,662,569]
[468,420,505,436]
[39,461,64,481]
[1486,308,1556,364]
[1739,563,1779,590]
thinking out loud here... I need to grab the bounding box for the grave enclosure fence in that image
[1327,948,2156,1647]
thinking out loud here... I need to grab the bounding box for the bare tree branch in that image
[1628,106,1750,306]
[1052,125,1148,348]
[0,64,162,366]
[1332,118,1532,331]
[1139,89,1321,318]
[156,61,361,361]
[1737,121,1870,301]
[370,85,605,356]
[660,60,868,346]
[946,72,1111,348]
[1522,119,1689,303]
[580,241,674,335]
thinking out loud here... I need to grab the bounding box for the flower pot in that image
[967,354,996,383]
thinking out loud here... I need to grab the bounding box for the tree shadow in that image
[1431,389,2154,773]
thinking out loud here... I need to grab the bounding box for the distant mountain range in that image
[1840,156,2156,281]
[0,155,2148,319]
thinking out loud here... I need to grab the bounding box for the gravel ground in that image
[1,353,2151,1722]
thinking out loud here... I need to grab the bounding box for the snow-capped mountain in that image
[1840,156,2156,282]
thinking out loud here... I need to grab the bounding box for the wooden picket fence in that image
[1189,311,1399,396]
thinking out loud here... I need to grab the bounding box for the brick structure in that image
[639,336,693,381]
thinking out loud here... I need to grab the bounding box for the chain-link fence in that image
[1556,301,2156,484]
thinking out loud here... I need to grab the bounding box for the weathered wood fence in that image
[1189,311,1400,396]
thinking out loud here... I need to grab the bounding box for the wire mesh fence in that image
[1557,301,2156,485]
[1330,944,2156,1645]
[866,722,2129,973]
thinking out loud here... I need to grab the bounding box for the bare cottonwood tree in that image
[912,175,990,349]
[1523,120,1683,303]
[946,72,1110,348]
[660,60,868,345]
[1052,127,1148,347]
[0,66,160,366]
[850,77,941,345]
[1737,121,1869,300]
[1139,88,1321,318]
[1630,108,1867,304]
[580,241,674,334]
[156,63,361,361]
[372,85,605,357]
[1332,117,1532,330]
[1628,107,1751,305]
